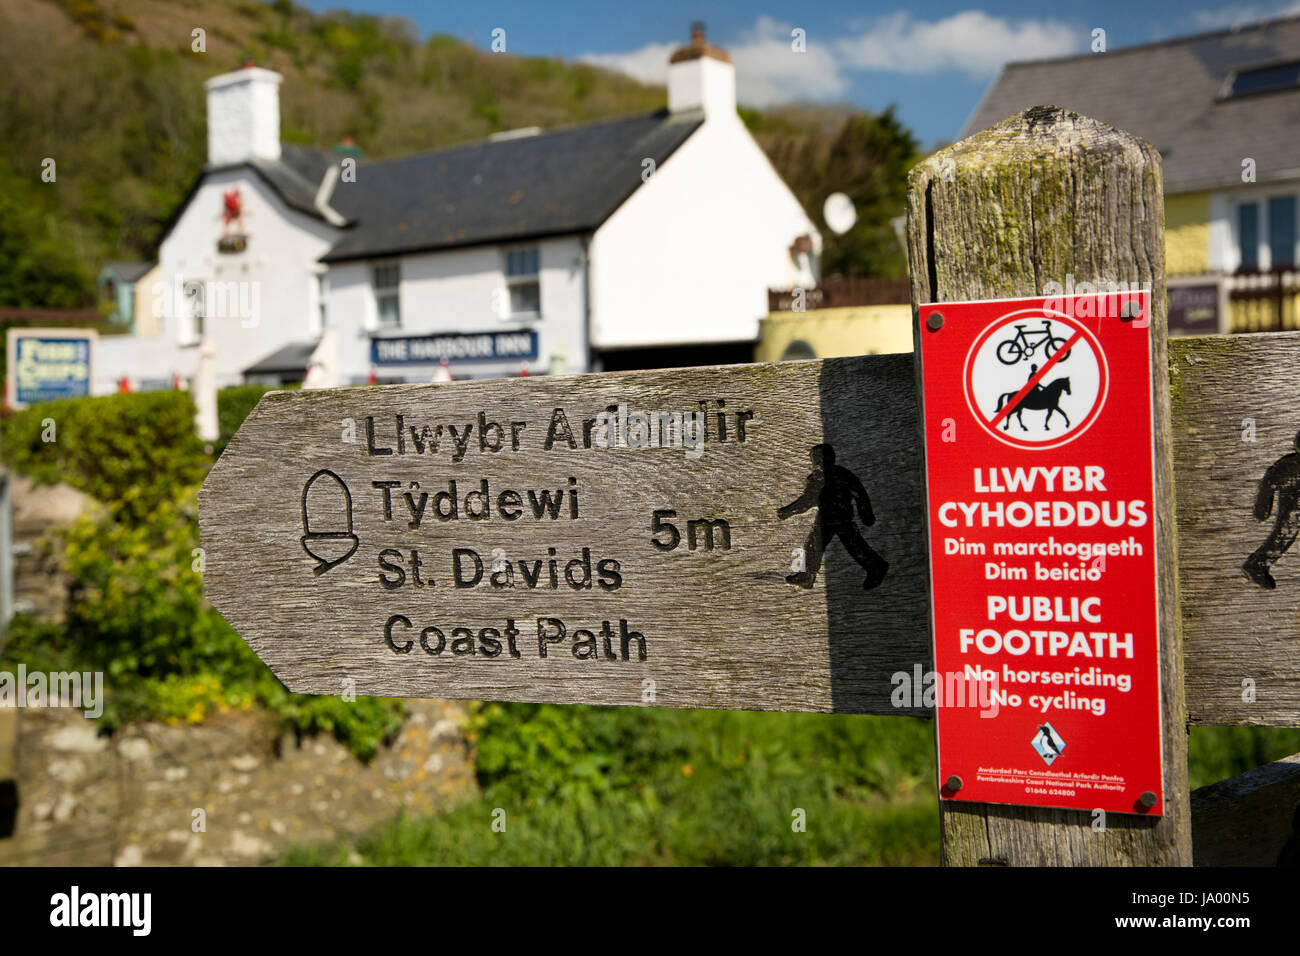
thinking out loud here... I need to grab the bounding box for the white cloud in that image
[835,11,1081,76]
[579,42,677,86]
[1189,2,1300,30]
[579,10,1083,108]
[579,18,847,107]
[727,17,849,106]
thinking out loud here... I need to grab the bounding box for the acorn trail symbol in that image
[300,469,359,575]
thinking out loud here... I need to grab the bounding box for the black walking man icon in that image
[1244,430,1300,589]
[778,444,888,591]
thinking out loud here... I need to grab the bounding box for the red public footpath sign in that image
[917,291,1164,816]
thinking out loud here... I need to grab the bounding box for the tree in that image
[0,162,92,308]
[751,105,920,279]
[818,107,919,279]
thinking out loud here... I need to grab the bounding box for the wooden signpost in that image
[199,107,1300,867]
[200,356,932,714]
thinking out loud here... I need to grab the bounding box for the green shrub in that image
[1188,725,1300,790]
[1,390,207,523]
[0,484,405,759]
[287,701,1300,865]
[62,485,251,679]
[216,383,276,456]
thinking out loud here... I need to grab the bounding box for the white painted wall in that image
[1208,192,1231,273]
[96,48,817,391]
[325,235,589,382]
[589,111,820,350]
[1211,181,1300,273]
[95,169,339,393]
[94,333,197,395]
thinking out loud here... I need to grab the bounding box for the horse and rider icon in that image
[995,362,1073,433]
[1244,430,1300,589]
[778,444,888,591]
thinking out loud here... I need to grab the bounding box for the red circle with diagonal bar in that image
[963,308,1109,451]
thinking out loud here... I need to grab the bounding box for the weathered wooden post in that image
[907,106,1191,865]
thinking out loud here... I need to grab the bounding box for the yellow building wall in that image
[132,264,163,337]
[1230,294,1300,332]
[1165,192,1210,277]
[756,305,914,362]
[758,190,1258,349]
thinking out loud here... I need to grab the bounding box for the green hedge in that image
[1,389,207,523]
[216,384,276,457]
[1,483,405,759]
[0,385,405,760]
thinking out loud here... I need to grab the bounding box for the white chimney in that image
[205,62,282,167]
[668,21,735,118]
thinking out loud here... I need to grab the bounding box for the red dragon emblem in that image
[221,189,244,234]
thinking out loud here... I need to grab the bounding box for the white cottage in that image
[97,25,819,392]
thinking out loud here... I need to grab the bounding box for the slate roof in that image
[158,143,342,244]
[321,108,704,262]
[102,261,153,282]
[965,14,1300,193]
[243,339,319,375]
[168,109,704,259]
[246,143,338,222]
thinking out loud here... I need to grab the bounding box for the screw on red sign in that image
[918,291,1164,816]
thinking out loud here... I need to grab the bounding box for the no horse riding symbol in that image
[965,308,1108,451]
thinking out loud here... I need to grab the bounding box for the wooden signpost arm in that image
[1191,751,1300,866]
[906,106,1192,865]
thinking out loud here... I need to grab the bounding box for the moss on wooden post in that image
[907,106,1191,866]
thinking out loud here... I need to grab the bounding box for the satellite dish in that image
[823,192,857,235]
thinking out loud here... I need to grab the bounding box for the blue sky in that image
[304,1,1300,145]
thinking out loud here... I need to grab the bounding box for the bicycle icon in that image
[995,320,1072,365]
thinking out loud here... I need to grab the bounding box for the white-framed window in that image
[1235,194,1297,271]
[183,279,205,344]
[1222,59,1300,100]
[504,246,541,318]
[372,262,401,328]
[315,272,329,333]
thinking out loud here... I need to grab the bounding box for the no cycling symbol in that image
[964,309,1108,450]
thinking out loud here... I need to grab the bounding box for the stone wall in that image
[0,474,478,865]
[8,472,95,622]
[0,699,474,866]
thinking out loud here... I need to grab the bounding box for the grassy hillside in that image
[0,0,917,308]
